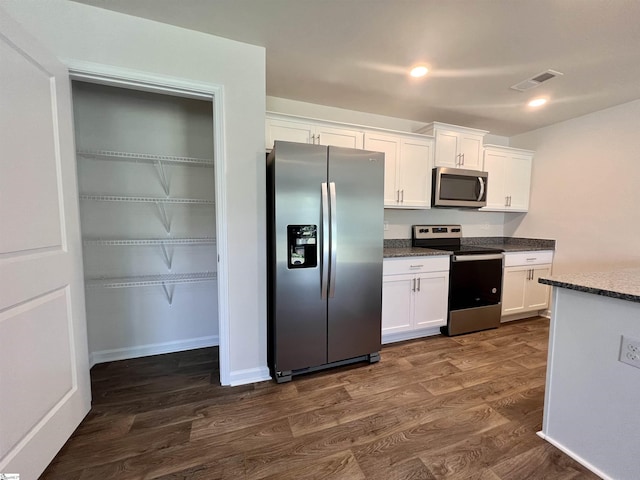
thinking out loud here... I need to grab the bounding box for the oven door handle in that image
[452,253,504,262]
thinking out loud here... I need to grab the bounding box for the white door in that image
[433,130,458,168]
[459,133,483,170]
[265,118,313,149]
[506,152,533,211]
[398,138,432,208]
[527,266,552,310]
[315,125,364,149]
[0,10,91,479]
[482,149,508,210]
[501,267,528,315]
[413,272,449,329]
[381,274,413,335]
[364,132,400,206]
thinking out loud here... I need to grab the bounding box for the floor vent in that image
[510,69,563,92]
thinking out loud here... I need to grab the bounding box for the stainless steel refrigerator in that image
[267,141,384,383]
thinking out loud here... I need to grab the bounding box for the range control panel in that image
[412,224,462,240]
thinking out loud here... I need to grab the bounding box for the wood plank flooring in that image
[40,317,600,479]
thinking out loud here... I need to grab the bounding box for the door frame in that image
[66,60,231,385]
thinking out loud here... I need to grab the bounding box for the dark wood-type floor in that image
[41,317,600,479]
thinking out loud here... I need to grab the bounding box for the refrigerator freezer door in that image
[272,141,329,372]
[327,147,384,363]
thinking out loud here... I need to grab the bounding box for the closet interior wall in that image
[72,81,218,364]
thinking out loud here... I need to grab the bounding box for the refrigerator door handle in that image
[321,182,330,299]
[328,181,337,298]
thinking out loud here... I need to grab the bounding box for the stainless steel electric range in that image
[412,225,504,336]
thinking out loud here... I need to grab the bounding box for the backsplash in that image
[383,208,509,239]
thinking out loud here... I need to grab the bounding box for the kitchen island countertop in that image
[539,268,640,304]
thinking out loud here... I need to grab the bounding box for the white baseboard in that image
[500,311,548,323]
[382,326,442,345]
[537,431,610,480]
[228,366,271,386]
[90,335,219,367]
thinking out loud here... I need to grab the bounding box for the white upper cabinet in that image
[417,122,488,171]
[482,145,534,212]
[364,131,434,209]
[266,112,364,150]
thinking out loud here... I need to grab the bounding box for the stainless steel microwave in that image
[432,167,488,208]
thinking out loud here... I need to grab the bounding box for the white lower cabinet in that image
[382,256,449,343]
[502,251,553,317]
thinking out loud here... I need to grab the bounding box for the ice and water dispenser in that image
[287,225,317,268]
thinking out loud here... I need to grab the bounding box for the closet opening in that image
[71,79,222,383]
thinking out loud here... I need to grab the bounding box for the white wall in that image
[2,0,268,383]
[542,288,640,479]
[508,100,640,274]
[268,96,509,238]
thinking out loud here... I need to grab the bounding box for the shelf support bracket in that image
[154,160,170,195]
[161,282,175,306]
[159,243,173,271]
[154,202,171,234]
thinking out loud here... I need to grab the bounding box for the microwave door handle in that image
[477,177,485,201]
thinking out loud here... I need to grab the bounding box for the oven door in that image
[449,254,503,311]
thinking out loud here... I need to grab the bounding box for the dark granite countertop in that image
[384,247,452,258]
[539,269,640,304]
[383,237,555,258]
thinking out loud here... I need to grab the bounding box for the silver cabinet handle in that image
[321,182,329,299]
[461,153,465,165]
[311,134,316,144]
[505,196,509,207]
[317,133,320,144]
[508,195,512,207]
[410,264,424,268]
[412,278,416,292]
[401,189,404,202]
[417,277,421,292]
[328,182,337,298]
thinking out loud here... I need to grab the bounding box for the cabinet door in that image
[316,125,364,149]
[433,130,459,168]
[526,265,552,310]
[382,274,414,334]
[398,138,432,208]
[365,133,400,206]
[502,266,528,315]
[506,152,532,211]
[482,149,508,210]
[266,118,313,149]
[459,134,483,170]
[413,272,449,329]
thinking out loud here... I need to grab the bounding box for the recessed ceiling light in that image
[410,65,429,78]
[528,98,548,107]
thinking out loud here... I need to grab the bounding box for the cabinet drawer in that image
[383,256,450,275]
[504,250,554,267]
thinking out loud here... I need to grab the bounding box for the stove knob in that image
[492,288,497,294]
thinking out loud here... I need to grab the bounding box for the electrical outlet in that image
[619,336,640,369]
[383,221,389,231]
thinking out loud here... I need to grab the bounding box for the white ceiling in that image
[73,0,640,136]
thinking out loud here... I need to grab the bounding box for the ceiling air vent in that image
[510,69,564,92]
